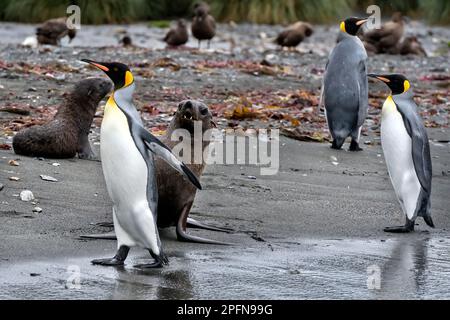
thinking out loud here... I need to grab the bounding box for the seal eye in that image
[200,107,208,115]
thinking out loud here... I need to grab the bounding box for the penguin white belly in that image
[381,98,421,220]
[100,102,159,253]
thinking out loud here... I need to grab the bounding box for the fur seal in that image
[191,3,216,49]
[156,100,232,244]
[81,100,232,244]
[163,19,189,47]
[13,78,112,159]
[36,17,77,45]
[399,36,427,56]
[361,12,405,54]
[275,22,314,49]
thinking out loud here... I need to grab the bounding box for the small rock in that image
[52,162,60,167]
[247,175,257,180]
[8,159,19,166]
[32,207,42,213]
[40,175,58,182]
[29,273,41,277]
[9,176,20,181]
[332,161,339,166]
[20,190,35,202]
[0,183,4,191]
[330,156,338,162]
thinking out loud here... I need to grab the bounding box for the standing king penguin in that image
[81,59,202,268]
[321,17,368,151]
[368,74,434,233]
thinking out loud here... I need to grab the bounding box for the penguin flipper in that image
[394,97,432,193]
[138,126,202,190]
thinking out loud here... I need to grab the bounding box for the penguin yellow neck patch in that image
[340,21,346,33]
[403,80,410,93]
[383,95,397,114]
[124,71,134,87]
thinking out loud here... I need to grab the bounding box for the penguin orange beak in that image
[368,74,390,83]
[356,19,368,26]
[81,59,109,72]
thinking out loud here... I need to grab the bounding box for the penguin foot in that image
[384,218,415,233]
[330,144,341,150]
[383,226,413,233]
[134,251,169,269]
[133,262,164,269]
[91,257,124,266]
[349,140,363,152]
[186,218,234,233]
[91,245,129,266]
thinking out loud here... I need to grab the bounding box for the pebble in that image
[20,190,35,202]
[32,207,42,213]
[8,159,19,166]
[9,176,20,181]
[40,175,58,182]
[0,183,4,191]
[247,175,257,180]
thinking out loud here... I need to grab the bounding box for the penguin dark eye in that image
[114,67,118,72]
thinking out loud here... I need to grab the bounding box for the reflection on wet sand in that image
[377,237,429,299]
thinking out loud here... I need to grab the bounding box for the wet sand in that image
[1,135,449,299]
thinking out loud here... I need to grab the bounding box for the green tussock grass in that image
[148,20,171,28]
[0,0,449,24]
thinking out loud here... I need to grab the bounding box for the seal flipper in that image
[177,205,233,245]
[384,217,415,233]
[80,232,116,240]
[91,245,129,266]
[138,126,202,190]
[187,217,234,233]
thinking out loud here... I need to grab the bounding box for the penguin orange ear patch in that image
[403,80,410,92]
[125,71,134,87]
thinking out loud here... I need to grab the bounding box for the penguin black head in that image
[368,74,411,95]
[81,59,133,90]
[340,17,368,36]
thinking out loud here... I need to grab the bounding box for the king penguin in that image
[321,17,368,151]
[81,59,202,268]
[368,73,434,233]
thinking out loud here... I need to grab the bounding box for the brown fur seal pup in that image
[191,3,216,49]
[13,78,112,159]
[275,21,313,49]
[156,100,232,244]
[163,19,189,47]
[36,17,77,45]
[361,12,405,53]
[399,36,427,56]
[81,100,232,244]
